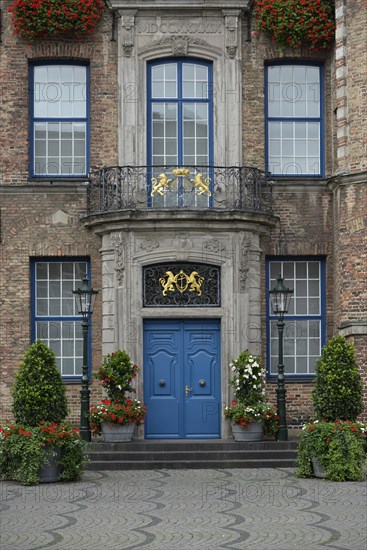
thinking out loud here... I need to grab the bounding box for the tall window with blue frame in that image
[30,62,89,178]
[31,259,90,379]
[147,59,213,207]
[266,63,323,177]
[267,258,326,376]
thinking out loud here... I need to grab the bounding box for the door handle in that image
[185,385,192,397]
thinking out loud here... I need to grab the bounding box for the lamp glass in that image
[73,277,99,317]
[270,275,293,317]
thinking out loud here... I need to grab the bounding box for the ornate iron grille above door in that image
[143,263,220,307]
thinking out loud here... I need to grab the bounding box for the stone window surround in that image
[112,4,245,168]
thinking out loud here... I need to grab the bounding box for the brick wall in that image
[0,5,118,185]
[250,5,366,424]
[0,3,366,427]
[331,1,367,423]
[0,187,104,422]
[0,5,118,423]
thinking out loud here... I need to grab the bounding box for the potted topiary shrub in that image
[296,336,366,481]
[312,335,363,422]
[0,340,87,485]
[12,339,68,426]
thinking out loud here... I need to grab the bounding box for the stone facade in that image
[0,0,366,429]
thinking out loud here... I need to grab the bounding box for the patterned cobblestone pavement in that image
[1,468,366,550]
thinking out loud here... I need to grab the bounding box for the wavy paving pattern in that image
[1,468,366,550]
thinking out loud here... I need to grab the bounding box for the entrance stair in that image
[87,438,298,470]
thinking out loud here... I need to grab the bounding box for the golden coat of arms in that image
[151,168,211,197]
[159,270,205,296]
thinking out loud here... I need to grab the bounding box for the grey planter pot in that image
[232,422,263,442]
[38,446,63,483]
[102,422,135,442]
[312,456,326,478]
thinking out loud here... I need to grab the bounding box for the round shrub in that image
[12,340,68,426]
[312,335,363,421]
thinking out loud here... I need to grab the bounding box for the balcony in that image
[86,165,273,215]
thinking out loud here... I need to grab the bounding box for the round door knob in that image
[199,379,206,387]
[159,379,166,387]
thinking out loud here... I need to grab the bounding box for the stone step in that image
[88,449,296,461]
[89,439,298,452]
[87,458,296,470]
[87,439,298,470]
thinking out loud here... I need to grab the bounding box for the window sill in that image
[267,376,315,383]
[28,177,90,184]
[271,177,328,190]
[62,377,92,385]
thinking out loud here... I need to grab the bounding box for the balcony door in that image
[147,59,213,207]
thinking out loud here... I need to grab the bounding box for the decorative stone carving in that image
[110,232,126,285]
[149,35,210,56]
[173,236,194,250]
[171,36,189,56]
[239,236,252,291]
[224,13,239,59]
[51,210,69,225]
[204,239,226,255]
[121,11,136,57]
[123,44,134,57]
[226,46,237,59]
[139,239,159,252]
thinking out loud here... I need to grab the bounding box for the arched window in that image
[147,59,213,207]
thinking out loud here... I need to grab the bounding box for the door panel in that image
[144,319,221,438]
[143,323,181,437]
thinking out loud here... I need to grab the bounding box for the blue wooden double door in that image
[143,319,221,438]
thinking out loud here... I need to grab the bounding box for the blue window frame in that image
[31,258,91,379]
[147,58,213,207]
[265,63,323,177]
[266,257,326,377]
[30,62,89,178]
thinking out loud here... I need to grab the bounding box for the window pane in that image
[49,299,61,315]
[296,339,307,355]
[270,262,281,279]
[284,357,295,374]
[296,357,308,374]
[37,300,48,316]
[309,298,320,315]
[49,339,61,356]
[61,140,72,156]
[308,280,319,296]
[49,281,60,298]
[75,263,87,280]
[308,262,320,278]
[284,339,295,355]
[309,339,321,356]
[166,121,177,138]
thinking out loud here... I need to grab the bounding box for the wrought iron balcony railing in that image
[86,165,273,214]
